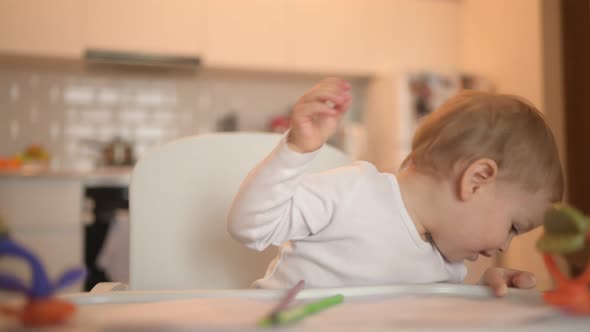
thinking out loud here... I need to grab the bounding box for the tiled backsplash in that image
[0,66,367,170]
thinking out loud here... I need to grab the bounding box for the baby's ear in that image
[459,158,498,201]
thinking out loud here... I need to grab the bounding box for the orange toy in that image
[537,204,590,315]
[1,298,76,326]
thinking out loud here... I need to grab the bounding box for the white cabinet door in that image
[0,0,83,57]
[205,0,289,70]
[84,0,205,55]
[0,178,82,227]
[287,0,369,74]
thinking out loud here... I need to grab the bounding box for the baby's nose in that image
[498,234,514,253]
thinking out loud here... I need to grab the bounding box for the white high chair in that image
[123,132,351,290]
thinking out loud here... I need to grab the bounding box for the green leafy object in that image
[544,204,589,234]
[537,233,586,254]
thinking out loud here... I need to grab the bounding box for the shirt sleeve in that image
[227,137,359,251]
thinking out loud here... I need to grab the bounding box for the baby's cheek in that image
[478,229,507,248]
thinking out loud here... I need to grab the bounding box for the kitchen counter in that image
[0,166,132,187]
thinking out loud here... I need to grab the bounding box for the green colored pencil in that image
[259,294,344,327]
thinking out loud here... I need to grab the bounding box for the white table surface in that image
[2,284,589,331]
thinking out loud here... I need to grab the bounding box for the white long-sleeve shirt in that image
[227,139,466,289]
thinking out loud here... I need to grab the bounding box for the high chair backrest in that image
[130,132,351,290]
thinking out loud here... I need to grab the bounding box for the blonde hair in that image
[402,90,564,201]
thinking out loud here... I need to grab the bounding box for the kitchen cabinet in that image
[0,177,84,293]
[363,0,462,72]
[205,0,289,70]
[0,0,461,75]
[286,0,370,74]
[0,0,83,57]
[83,0,206,56]
[84,0,372,73]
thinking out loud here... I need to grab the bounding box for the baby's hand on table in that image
[287,77,352,153]
[479,267,537,297]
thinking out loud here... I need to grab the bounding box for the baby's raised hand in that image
[287,77,352,153]
[479,267,537,297]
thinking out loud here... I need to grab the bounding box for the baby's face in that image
[433,183,552,263]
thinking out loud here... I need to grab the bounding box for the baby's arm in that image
[227,78,352,251]
[227,140,356,250]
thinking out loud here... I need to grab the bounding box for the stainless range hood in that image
[84,49,201,69]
